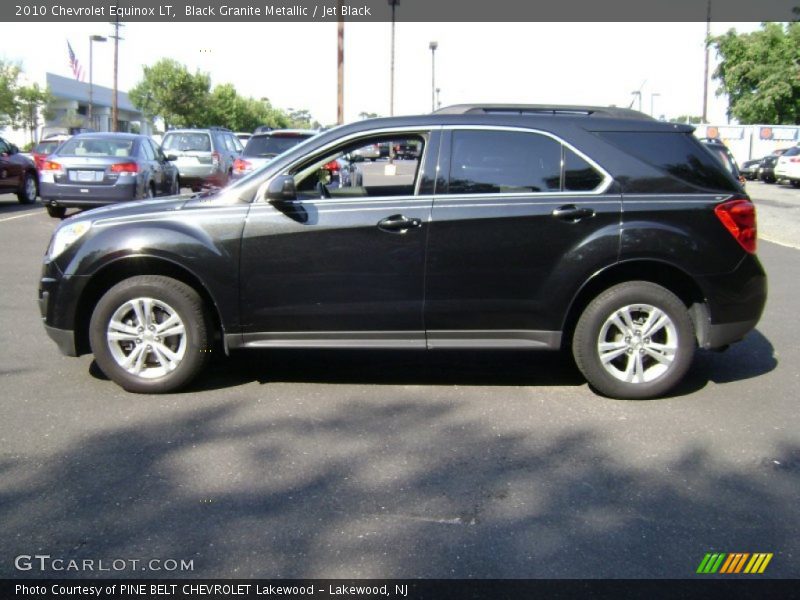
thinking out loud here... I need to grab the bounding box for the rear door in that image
[425,127,621,348]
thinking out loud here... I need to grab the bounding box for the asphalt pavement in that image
[0,183,798,579]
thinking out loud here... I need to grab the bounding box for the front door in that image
[238,130,437,348]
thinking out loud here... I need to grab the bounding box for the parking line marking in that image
[0,211,41,223]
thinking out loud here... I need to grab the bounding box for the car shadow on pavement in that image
[0,197,42,216]
[1,400,798,578]
[163,328,776,398]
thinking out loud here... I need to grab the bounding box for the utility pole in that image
[109,16,124,132]
[388,0,399,116]
[429,41,438,112]
[337,0,344,125]
[88,34,107,128]
[702,0,711,123]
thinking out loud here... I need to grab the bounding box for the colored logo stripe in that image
[697,553,773,574]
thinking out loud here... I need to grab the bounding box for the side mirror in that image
[266,175,297,202]
[165,153,178,161]
[9,144,19,155]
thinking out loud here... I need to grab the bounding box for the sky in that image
[0,21,763,127]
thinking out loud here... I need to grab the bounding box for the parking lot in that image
[0,181,798,578]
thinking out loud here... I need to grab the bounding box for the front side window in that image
[291,134,426,200]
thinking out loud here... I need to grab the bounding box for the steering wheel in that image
[316,181,331,199]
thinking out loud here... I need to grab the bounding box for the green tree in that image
[14,83,51,143]
[358,111,380,120]
[671,115,703,124]
[711,22,800,124]
[129,59,211,129]
[286,108,319,129]
[0,59,21,128]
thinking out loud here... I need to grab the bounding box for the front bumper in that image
[39,259,91,356]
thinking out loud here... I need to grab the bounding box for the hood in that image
[72,195,191,222]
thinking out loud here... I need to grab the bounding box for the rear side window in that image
[597,131,739,192]
[564,147,605,191]
[34,141,62,154]
[162,133,211,152]
[449,130,561,194]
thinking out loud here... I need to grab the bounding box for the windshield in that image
[34,141,62,154]
[58,138,135,157]
[162,132,211,152]
[244,134,314,158]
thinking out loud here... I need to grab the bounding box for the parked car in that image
[740,158,763,181]
[700,138,744,184]
[160,127,243,192]
[39,103,765,399]
[39,133,180,219]
[759,155,779,183]
[32,134,71,171]
[232,129,317,180]
[0,136,38,204]
[774,145,800,187]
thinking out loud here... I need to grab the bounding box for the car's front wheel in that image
[17,172,37,204]
[572,281,695,399]
[89,275,211,393]
[46,204,66,219]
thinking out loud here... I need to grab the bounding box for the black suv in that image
[39,105,766,399]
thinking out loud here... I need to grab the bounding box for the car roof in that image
[69,132,143,140]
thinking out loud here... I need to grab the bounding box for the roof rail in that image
[434,104,652,120]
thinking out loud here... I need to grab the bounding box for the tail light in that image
[323,160,340,172]
[41,160,64,174]
[715,197,756,254]
[233,158,252,174]
[211,151,221,167]
[110,162,139,175]
[790,157,800,163]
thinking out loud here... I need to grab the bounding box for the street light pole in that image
[650,92,661,117]
[109,16,124,132]
[388,0,399,116]
[429,41,438,112]
[88,34,107,129]
[631,90,642,112]
[337,0,344,125]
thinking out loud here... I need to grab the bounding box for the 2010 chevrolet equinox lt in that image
[39,104,767,399]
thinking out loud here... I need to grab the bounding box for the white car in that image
[775,146,800,187]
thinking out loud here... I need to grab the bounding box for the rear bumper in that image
[41,181,136,206]
[696,253,767,349]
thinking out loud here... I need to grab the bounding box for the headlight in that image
[49,221,91,259]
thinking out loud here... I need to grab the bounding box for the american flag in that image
[67,41,84,81]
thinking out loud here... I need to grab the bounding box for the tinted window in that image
[449,130,561,194]
[564,147,604,191]
[245,134,315,158]
[782,146,800,156]
[162,133,211,152]
[597,131,738,192]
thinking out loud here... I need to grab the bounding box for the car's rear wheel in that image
[89,275,211,393]
[46,204,66,219]
[572,281,695,400]
[17,172,37,204]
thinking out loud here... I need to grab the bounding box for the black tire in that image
[791,180,800,189]
[17,171,37,204]
[89,275,212,393]
[46,204,66,219]
[572,281,695,400]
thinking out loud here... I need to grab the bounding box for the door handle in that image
[377,214,422,233]
[552,204,595,222]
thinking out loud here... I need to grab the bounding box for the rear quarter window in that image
[597,131,740,193]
